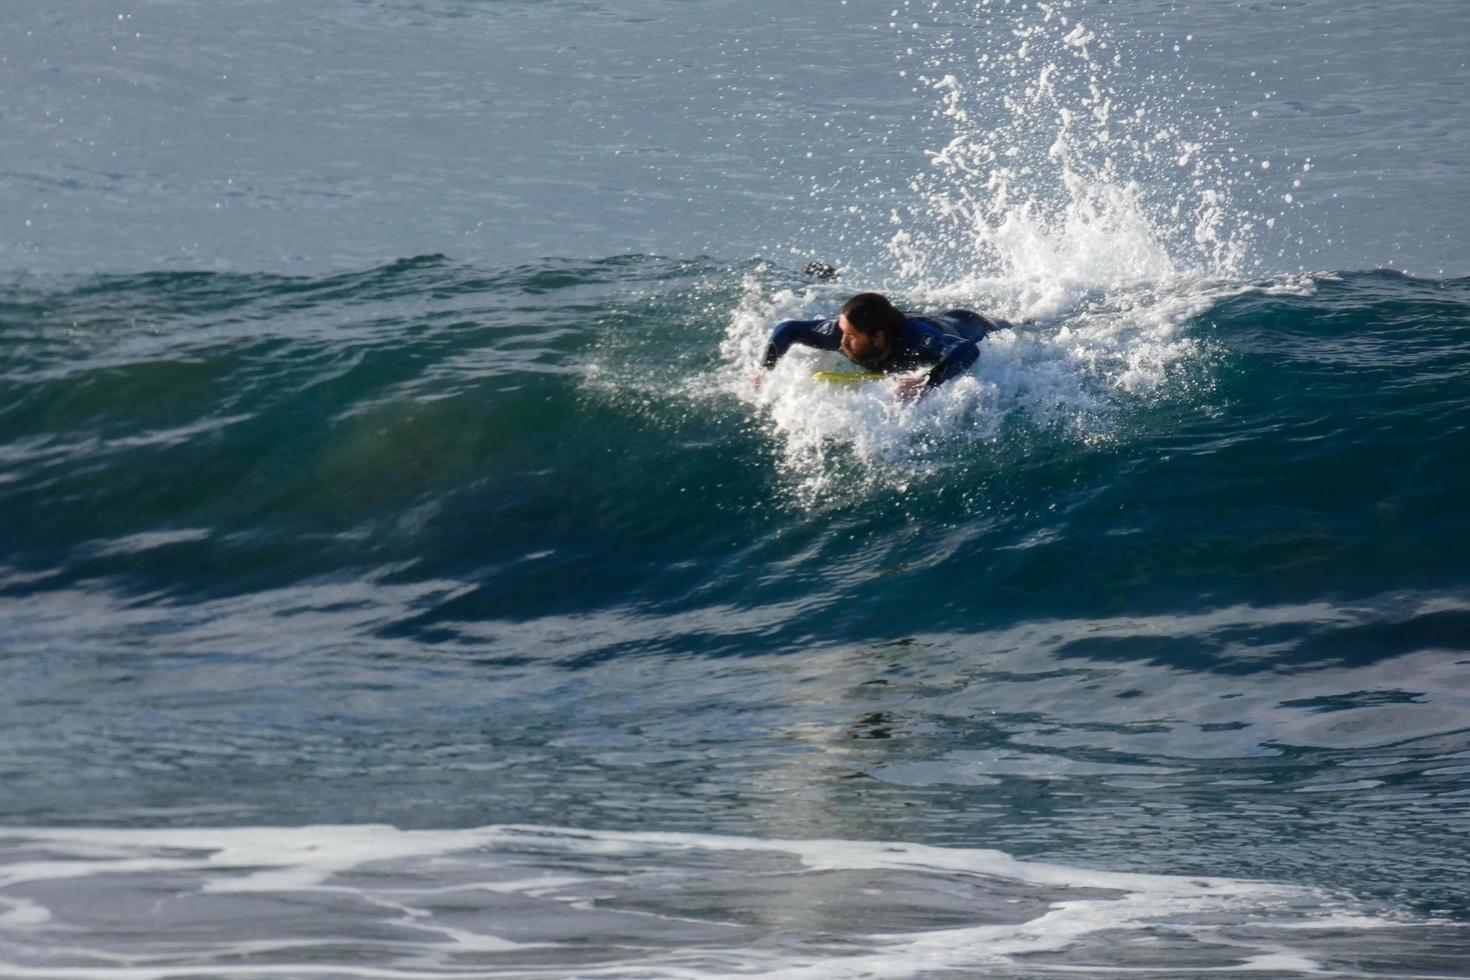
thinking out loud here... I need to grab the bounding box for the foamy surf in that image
[718,268,1228,501]
[716,0,1289,500]
[0,824,1455,979]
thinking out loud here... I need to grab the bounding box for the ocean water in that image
[3,0,1470,977]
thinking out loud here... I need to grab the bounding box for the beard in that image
[845,344,892,371]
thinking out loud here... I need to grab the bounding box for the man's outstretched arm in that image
[761,318,842,369]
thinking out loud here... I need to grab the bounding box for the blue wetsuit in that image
[762,309,1011,389]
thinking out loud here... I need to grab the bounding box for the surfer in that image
[759,292,1012,400]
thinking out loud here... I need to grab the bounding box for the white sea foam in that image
[875,0,1262,291]
[721,0,1268,498]
[720,268,1224,500]
[0,823,1443,980]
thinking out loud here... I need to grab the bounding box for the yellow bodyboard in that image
[811,371,885,385]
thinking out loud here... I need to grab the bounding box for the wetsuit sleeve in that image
[907,319,980,388]
[762,318,841,369]
[924,339,979,388]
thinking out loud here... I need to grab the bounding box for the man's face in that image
[838,315,891,368]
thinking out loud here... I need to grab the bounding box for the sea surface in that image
[3,1,1470,977]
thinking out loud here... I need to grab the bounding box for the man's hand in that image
[896,376,929,403]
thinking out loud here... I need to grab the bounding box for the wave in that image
[2,259,1469,625]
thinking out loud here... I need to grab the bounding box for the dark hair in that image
[840,292,904,337]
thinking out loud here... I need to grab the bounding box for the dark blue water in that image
[3,0,1470,976]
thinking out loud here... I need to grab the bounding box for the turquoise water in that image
[4,0,1470,976]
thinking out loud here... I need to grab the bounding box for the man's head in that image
[838,292,903,369]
